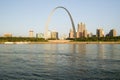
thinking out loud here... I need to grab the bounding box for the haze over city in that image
[0,0,120,37]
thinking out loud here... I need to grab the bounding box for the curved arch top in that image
[45,6,76,39]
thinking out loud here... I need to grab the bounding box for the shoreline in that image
[0,41,120,44]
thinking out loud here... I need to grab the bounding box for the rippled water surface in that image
[0,44,120,80]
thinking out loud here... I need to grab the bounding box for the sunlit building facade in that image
[96,28,104,38]
[77,22,86,38]
[109,29,117,37]
[69,28,74,38]
[51,31,58,39]
[36,33,44,38]
[83,30,88,38]
[29,30,34,37]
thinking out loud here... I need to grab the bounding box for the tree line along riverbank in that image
[0,36,120,43]
[68,36,120,42]
[0,37,47,42]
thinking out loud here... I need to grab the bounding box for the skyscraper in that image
[29,30,34,37]
[77,22,86,38]
[108,29,117,37]
[96,28,104,38]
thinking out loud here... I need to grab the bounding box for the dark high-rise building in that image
[108,29,117,37]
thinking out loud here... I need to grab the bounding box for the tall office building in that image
[29,30,34,37]
[51,31,58,39]
[108,29,117,37]
[96,28,104,38]
[69,28,74,38]
[77,22,86,38]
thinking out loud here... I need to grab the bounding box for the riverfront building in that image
[51,31,58,39]
[46,30,58,39]
[96,28,104,38]
[69,29,74,38]
[106,29,117,37]
[69,22,88,38]
[29,30,34,37]
[36,33,44,38]
[83,29,88,38]
[77,22,88,38]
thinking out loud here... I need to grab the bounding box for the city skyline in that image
[0,0,120,36]
[2,23,117,39]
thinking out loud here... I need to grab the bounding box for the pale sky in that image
[0,0,120,37]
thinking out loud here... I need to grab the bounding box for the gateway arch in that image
[45,6,76,39]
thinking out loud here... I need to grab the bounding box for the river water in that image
[0,44,120,80]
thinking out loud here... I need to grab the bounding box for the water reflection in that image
[97,44,120,60]
[76,44,86,54]
[97,44,106,59]
[0,44,120,80]
[108,44,120,60]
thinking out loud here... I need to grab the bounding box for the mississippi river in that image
[0,44,120,80]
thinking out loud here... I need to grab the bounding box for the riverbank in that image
[37,41,120,44]
[0,41,120,44]
[69,41,120,44]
